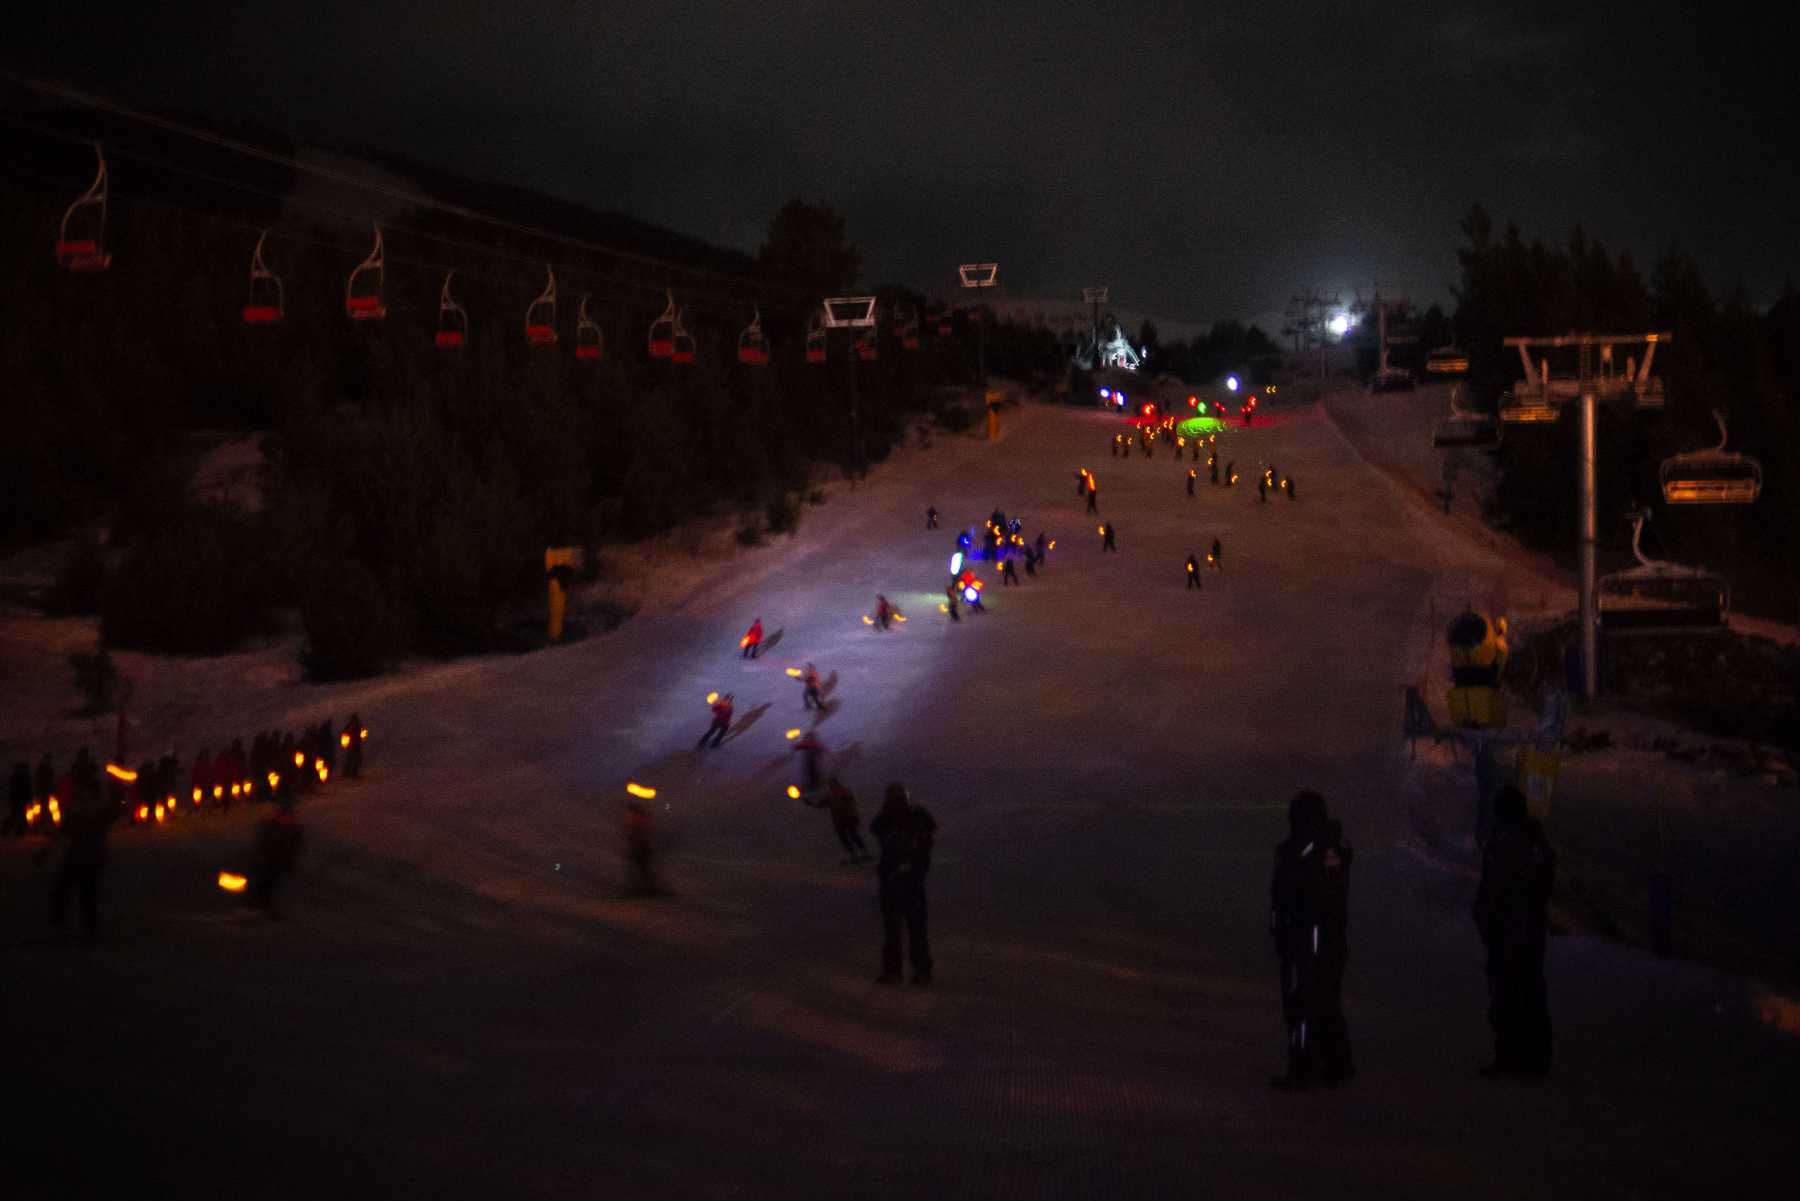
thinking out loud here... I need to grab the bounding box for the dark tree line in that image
[1450,204,1800,623]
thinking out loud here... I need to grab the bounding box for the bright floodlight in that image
[1099,387,1111,399]
[1329,313,1351,337]
[1225,375,1239,392]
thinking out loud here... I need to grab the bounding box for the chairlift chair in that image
[1497,391,1561,424]
[56,143,112,271]
[804,311,827,365]
[648,290,677,360]
[671,308,696,365]
[1432,384,1497,447]
[958,262,999,288]
[575,295,603,360]
[525,267,558,346]
[737,307,769,366]
[1426,346,1470,376]
[1659,410,1761,504]
[894,303,920,351]
[345,225,387,320]
[1596,510,1729,633]
[435,273,468,348]
[241,231,283,324]
[934,306,953,337]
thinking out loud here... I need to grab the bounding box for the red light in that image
[1188,396,1198,407]
[1142,403,1153,415]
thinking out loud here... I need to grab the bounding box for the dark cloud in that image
[16,1,1796,327]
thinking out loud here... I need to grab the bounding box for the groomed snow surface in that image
[4,395,1795,1200]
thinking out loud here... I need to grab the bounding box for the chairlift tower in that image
[1500,332,1673,699]
[1083,286,1109,367]
[823,295,879,470]
[960,263,1000,385]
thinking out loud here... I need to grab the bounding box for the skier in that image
[1086,476,1099,515]
[1101,522,1117,553]
[1077,469,1090,497]
[1284,474,1297,501]
[1210,537,1223,570]
[1224,461,1236,487]
[1269,790,1354,1090]
[1193,439,1202,462]
[802,663,824,710]
[792,732,825,798]
[1186,554,1202,589]
[190,747,214,811]
[806,775,871,864]
[1259,468,1270,502]
[1473,785,1556,1079]
[342,714,365,778]
[875,595,895,630]
[1187,468,1198,498]
[41,749,111,943]
[248,795,304,916]
[697,693,734,749]
[1110,435,1119,457]
[1002,558,1018,586]
[1209,453,1219,485]
[1035,532,1048,564]
[944,580,960,622]
[741,618,765,659]
[871,782,936,984]
[926,505,939,529]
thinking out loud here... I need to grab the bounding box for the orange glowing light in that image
[626,781,657,800]
[1049,540,1056,549]
[49,800,61,825]
[706,691,720,705]
[193,787,202,803]
[136,805,149,821]
[213,785,223,800]
[340,733,352,748]
[862,615,875,625]
[1097,526,1105,535]
[230,783,242,798]
[786,729,802,740]
[939,603,949,612]
[293,752,305,767]
[894,614,906,623]
[740,635,752,648]
[154,804,166,823]
[315,762,329,782]
[243,780,254,795]
[786,785,801,799]
[785,667,803,678]
[106,763,137,782]
[360,729,368,739]
[217,872,248,894]
[267,772,280,790]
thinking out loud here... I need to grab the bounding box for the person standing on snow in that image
[1187,468,1198,497]
[1210,537,1223,570]
[926,506,939,529]
[698,693,734,749]
[1101,522,1117,553]
[802,664,824,710]
[1269,790,1354,1090]
[741,618,764,659]
[944,581,960,622]
[1473,785,1556,1079]
[875,595,896,630]
[792,732,825,797]
[1186,553,1202,589]
[871,782,936,984]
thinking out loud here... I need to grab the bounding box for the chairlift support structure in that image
[575,295,602,360]
[56,143,112,271]
[241,230,283,324]
[1596,510,1728,633]
[648,290,677,360]
[736,307,769,366]
[823,297,879,471]
[525,267,557,346]
[345,225,387,320]
[1659,410,1761,504]
[435,273,468,348]
[1432,384,1498,446]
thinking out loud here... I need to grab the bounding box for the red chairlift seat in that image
[525,266,558,346]
[855,331,878,361]
[648,289,677,359]
[241,230,284,324]
[893,304,920,351]
[435,272,468,348]
[345,225,387,320]
[805,312,827,365]
[737,307,769,366]
[575,295,603,360]
[56,143,113,271]
[671,307,697,364]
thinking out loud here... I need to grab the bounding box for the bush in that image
[46,535,107,616]
[101,505,272,654]
[68,645,119,715]
[735,521,765,546]
[936,403,976,433]
[301,559,411,680]
[764,491,801,536]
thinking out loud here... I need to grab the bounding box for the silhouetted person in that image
[43,749,111,943]
[871,783,935,984]
[792,732,825,797]
[944,581,960,622]
[1186,554,1202,589]
[624,801,658,894]
[807,775,871,863]
[1101,522,1116,552]
[343,715,366,778]
[1002,558,1018,585]
[1284,474,1297,501]
[926,506,939,529]
[1035,532,1047,563]
[1187,468,1197,497]
[1269,790,1354,1089]
[1224,461,1236,487]
[699,693,734,749]
[1210,537,1223,570]
[6,761,29,836]
[802,663,824,709]
[742,618,764,659]
[1086,483,1099,514]
[1474,785,1556,1079]
[875,595,895,630]
[249,797,304,915]
[1209,454,1219,485]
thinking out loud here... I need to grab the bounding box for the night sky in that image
[15,2,1797,331]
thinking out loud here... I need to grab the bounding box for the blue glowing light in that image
[1225,375,1239,392]
[962,586,979,604]
[1098,387,1111,399]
